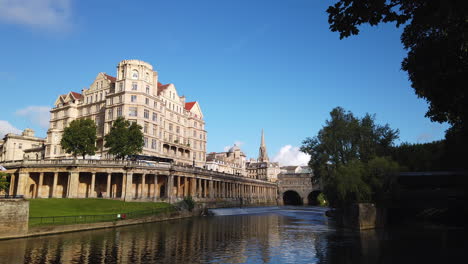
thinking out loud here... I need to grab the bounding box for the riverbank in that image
[1,208,203,241]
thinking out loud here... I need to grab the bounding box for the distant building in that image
[0,129,46,162]
[280,166,311,174]
[205,144,247,175]
[45,59,207,166]
[246,130,280,182]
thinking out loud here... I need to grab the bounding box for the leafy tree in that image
[327,0,467,128]
[104,117,144,159]
[0,172,9,193]
[60,119,97,159]
[390,140,447,171]
[301,107,400,207]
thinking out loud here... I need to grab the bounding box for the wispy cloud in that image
[223,141,244,152]
[0,0,72,30]
[272,145,310,166]
[0,120,21,138]
[15,106,51,129]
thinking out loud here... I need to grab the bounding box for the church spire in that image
[258,129,269,162]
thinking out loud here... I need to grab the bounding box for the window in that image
[132,69,139,79]
[131,95,137,102]
[144,109,149,119]
[119,95,122,103]
[117,107,122,117]
[151,139,157,149]
[145,72,149,81]
[176,126,180,134]
[108,109,113,119]
[129,107,137,117]
[146,85,150,94]
[169,135,173,142]
[119,82,123,91]
[144,137,148,148]
[154,101,157,108]
[193,131,196,137]
[144,122,148,133]
[132,82,138,90]
[145,98,149,105]
[152,112,157,121]
[100,93,103,101]
[153,126,157,136]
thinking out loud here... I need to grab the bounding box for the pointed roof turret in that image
[258,129,269,162]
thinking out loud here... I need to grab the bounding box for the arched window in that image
[132,69,139,80]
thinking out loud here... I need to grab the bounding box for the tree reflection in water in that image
[0,207,465,264]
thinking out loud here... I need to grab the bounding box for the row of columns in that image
[9,171,277,202]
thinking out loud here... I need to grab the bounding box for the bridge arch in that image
[282,190,303,205]
[307,190,323,205]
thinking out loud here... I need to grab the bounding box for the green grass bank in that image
[28,199,175,227]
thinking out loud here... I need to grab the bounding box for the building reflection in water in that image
[0,209,465,264]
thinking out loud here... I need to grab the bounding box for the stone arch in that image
[307,190,323,205]
[283,190,303,205]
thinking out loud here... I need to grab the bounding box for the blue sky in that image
[0,0,449,165]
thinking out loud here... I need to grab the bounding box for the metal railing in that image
[29,207,175,227]
[0,194,24,199]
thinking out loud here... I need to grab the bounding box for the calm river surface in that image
[0,206,465,264]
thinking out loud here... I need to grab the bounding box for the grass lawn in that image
[29,198,174,217]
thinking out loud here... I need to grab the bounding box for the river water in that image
[0,206,465,264]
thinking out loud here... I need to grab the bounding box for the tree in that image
[104,117,144,159]
[327,0,468,130]
[60,119,97,159]
[0,172,9,193]
[301,107,400,207]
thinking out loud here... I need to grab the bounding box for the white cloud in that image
[0,0,72,30]
[223,141,244,152]
[0,120,21,138]
[272,145,311,166]
[15,106,51,129]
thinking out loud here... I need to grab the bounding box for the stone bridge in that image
[1,159,277,205]
[277,173,321,205]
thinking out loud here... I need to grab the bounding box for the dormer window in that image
[132,70,139,79]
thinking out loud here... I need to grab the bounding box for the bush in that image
[317,193,328,207]
[177,196,195,211]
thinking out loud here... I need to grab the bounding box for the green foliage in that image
[0,172,10,192]
[177,196,195,211]
[60,119,97,159]
[391,141,447,171]
[316,193,328,207]
[327,0,468,129]
[104,117,144,159]
[301,107,400,207]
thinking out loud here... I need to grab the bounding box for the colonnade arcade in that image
[6,162,277,203]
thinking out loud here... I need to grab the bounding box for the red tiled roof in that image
[157,82,170,95]
[185,101,196,111]
[70,92,83,100]
[104,74,116,82]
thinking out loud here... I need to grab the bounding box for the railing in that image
[1,159,277,185]
[0,194,25,199]
[29,207,174,227]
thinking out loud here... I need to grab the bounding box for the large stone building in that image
[246,130,280,182]
[45,60,207,166]
[205,145,247,176]
[0,129,45,162]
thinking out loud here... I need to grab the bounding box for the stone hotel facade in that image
[45,60,207,166]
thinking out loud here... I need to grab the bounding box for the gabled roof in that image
[185,101,196,111]
[70,92,83,100]
[157,82,170,95]
[104,74,116,83]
